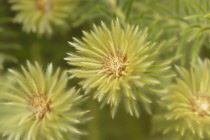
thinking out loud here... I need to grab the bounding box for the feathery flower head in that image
[9,0,77,35]
[65,19,174,118]
[155,59,210,139]
[0,62,88,140]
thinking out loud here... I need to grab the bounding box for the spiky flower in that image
[154,59,210,139]
[9,0,77,35]
[65,20,174,118]
[0,62,88,140]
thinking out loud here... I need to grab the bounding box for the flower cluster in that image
[65,20,174,118]
[0,62,88,140]
[9,0,77,35]
[154,59,210,139]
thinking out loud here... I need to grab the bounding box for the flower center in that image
[29,94,50,119]
[102,52,127,77]
[36,0,52,13]
[191,95,210,117]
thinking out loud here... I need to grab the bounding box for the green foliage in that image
[0,14,20,70]
[139,0,210,64]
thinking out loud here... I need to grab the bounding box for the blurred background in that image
[1,0,210,140]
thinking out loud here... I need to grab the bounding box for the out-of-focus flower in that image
[65,19,174,118]
[154,59,210,139]
[9,0,77,35]
[0,62,88,140]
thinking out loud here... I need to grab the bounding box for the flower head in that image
[9,0,77,35]
[154,59,210,139]
[65,20,174,118]
[0,62,88,140]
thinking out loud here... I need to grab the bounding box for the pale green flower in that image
[9,0,77,35]
[154,59,210,139]
[0,62,88,140]
[65,20,174,118]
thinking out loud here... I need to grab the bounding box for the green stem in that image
[107,0,126,25]
[86,100,101,140]
[30,41,42,63]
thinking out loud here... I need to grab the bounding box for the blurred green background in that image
[1,0,210,140]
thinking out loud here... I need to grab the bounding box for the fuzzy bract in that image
[9,0,77,35]
[0,62,88,140]
[154,59,210,139]
[65,20,174,118]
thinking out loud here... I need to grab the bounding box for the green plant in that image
[1,0,210,140]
